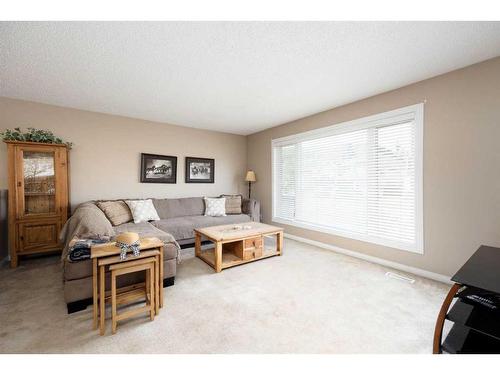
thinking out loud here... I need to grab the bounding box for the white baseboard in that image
[284,233,452,285]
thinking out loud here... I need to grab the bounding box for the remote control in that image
[466,295,498,309]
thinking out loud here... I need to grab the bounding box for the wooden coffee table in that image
[194,222,283,273]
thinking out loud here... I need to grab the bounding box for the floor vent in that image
[385,271,415,284]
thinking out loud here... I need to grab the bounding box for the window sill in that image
[272,216,423,254]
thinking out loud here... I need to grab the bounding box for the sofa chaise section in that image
[61,202,179,313]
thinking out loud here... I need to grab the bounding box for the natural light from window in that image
[272,104,423,253]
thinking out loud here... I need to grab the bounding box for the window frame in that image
[271,103,424,254]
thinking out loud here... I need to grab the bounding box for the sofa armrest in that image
[242,198,260,222]
[59,202,115,260]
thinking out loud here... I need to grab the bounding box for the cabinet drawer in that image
[241,247,263,260]
[17,219,62,253]
[244,236,262,249]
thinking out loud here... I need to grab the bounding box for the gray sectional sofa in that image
[62,196,260,313]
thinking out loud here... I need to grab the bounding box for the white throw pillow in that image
[204,197,226,217]
[125,199,160,223]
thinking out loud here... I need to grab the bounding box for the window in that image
[272,104,423,253]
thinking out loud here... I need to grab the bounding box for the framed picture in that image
[185,157,215,183]
[140,153,177,183]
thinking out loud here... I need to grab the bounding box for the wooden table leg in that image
[215,241,222,273]
[149,264,155,321]
[111,270,117,334]
[145,264,150,299]
[155,255,160,315]
[195,232,201,257]
[92,258,98,330]
[99,264,105,336]
[277,231,283,256]
[159,245,164,308]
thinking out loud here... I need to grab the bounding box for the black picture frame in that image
[185,157,215,183]
[140,153,177,183]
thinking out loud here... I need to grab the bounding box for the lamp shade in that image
[245,170,256,182]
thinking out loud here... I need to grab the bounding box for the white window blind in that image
[272,104,423,253]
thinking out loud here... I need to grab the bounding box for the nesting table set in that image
[91,237,164,335]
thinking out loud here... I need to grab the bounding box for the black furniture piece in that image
[433,245,500,354]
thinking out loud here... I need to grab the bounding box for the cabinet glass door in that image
[22,151,56,215]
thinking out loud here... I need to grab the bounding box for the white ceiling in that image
[1,22,500,135]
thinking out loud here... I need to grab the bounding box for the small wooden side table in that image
[109,254,158,334]
[91,237,164,335]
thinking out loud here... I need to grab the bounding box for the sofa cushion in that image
[204,197,226,217]
[221,194,243,214]
[96,200,133,226]
[153,197,204,219]
[64,241,178,281]
[125,199,160,223]
[152,214,251,240]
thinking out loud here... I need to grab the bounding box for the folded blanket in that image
[68,246,90,262]
[59,202,116,261]
[68,237,109,262]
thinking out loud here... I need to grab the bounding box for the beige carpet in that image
[0,239,449,353]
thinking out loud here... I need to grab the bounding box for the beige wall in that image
[2,57,500,272]
[247,57,500,277]
[0,98,247,206]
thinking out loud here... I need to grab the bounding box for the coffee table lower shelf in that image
[198,247,280,270]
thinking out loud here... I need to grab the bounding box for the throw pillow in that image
[220,194,242,214]
[96,200,133,226]
[204,197,226,217]
[125,199,160,223]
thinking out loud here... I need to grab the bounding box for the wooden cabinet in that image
[5,141,70,267]
[17,218,62,253]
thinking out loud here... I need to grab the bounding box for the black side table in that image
[433,246,500,354]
